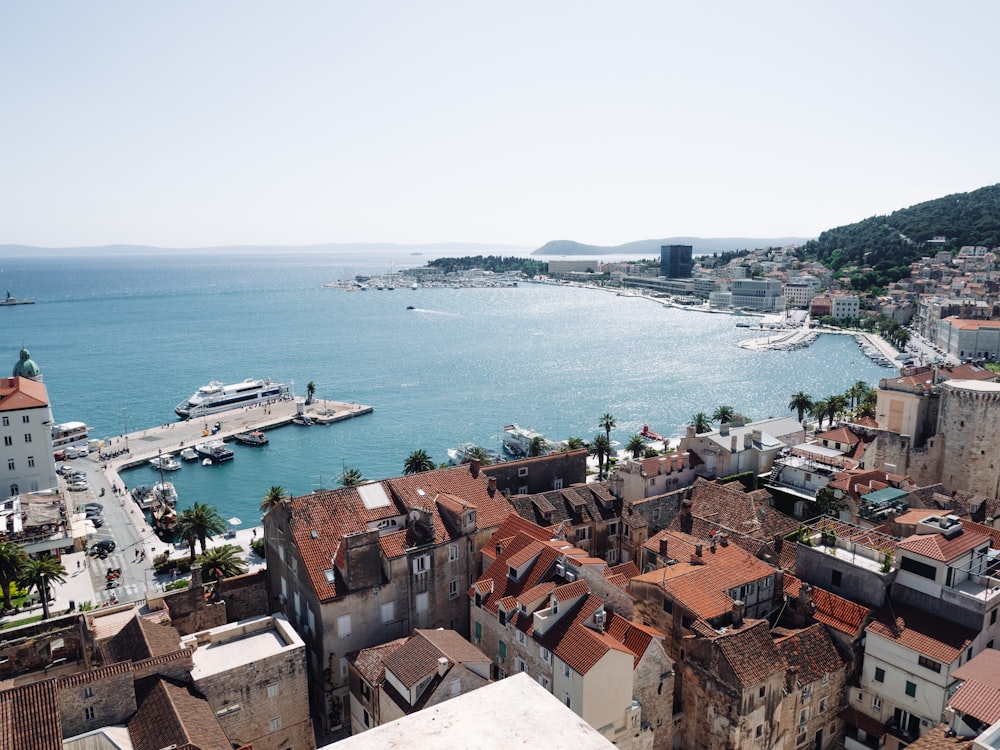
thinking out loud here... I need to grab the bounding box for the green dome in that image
[13,348,41,379]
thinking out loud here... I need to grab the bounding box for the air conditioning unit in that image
[594,612,606,627]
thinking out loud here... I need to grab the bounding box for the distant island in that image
[531,237,813,257]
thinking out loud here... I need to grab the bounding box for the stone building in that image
[483,448,588,495]
[680,416,805,479]
[263,460,516,734]
[346,628,490,733]
[608,452,697,503]
[468,525,673,750]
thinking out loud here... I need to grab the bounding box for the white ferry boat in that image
[175,378,293,419]
[51,421,89,448]
[502,424,555,458]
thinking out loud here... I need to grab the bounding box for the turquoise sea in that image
[0,251,891,523]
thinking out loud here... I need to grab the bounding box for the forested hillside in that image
[801,184,1000,289]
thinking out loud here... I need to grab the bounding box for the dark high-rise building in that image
[660,245,693,279]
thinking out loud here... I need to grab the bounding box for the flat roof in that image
[184,615,302,679]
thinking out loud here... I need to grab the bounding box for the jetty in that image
[95,397,372,490]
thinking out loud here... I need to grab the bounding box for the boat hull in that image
[175,378,292,419]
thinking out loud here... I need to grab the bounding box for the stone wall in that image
[937,383,1000,497]
[483,449,588,494]
[0,613,89,681]
[57,668,136,738]
[220,569,270,622]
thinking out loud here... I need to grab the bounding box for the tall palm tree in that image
[173,509,199,562]
[626,434,646,459]
[260,485,288,513]
[810,399,830,431]
[827,394,848,425]
[788,391,813,423]
[690,412,712,434]
[20,555,66,620]
[599,412,617,443]
[185,502,228,555]
[590,433,612,480]
[0,542,28,610]
[339,467,365,486]
[712,405,736,424]
[857,391,878,419]
[403,449,435,474]
[306,381,316,404]
[198,544,248,581]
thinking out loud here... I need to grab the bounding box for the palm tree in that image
[403,449,435,474]
[626,434,646,459]
[564,437,586,451]
[306,381,316,404]
[810,398,830,431]
[690,412,712,434]
[0,541,28,610]
[599,412,617,443]
[857,391,878,419]
[528,436,546,457]
[185,502,228,555]
[788,391,813,423]
[590,433,612,480]
[197,544,248,581]
[20,555,66,620]
[173,509,199,562]
[339,467,365,486]
[465,446,492,466]
[827,394,848,425]
[260,485,288,514]
[712,405,736,424]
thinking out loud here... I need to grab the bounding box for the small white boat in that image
[179,447,199,461]
[202,458,212,466]
[150,453,181,471]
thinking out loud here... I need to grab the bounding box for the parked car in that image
[76,445,89,457]
[85,508,102,518]
[67,480,88,492]
[83,502,103,512]
[90,516,104,527]
[89,540,115,556]
[64,447,78,459]
[58,464,74,475]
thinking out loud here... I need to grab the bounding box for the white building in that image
[730,278,785,312]
[831,293,860,322]
[783,275,821,308]
[0,376,58,498]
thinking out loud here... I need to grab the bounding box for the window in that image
[83,686,94,699]
[381,601,394,624]
[26,456,34,468]
[515,657,527,672]
[363,708,370,728]
[518,467,528,477]
[21,415,29,424]
[576,527,590,541]
[538,675,550,689]
[498,640,507,660]
[905,681,917,698]
[1,416,7,426]
[267,683,279,698]
[448,544,459,561]
[607,548,617,563]
[474,621,482,642]
[6,459,13,471]
[290,556,298,576]
[518,485,528,494]
[324,568,335,584]
[413,555,429,573]
[831,570,842,586]
[269,717,282,731]
[84,707,95,721]
[337,613,352,638]
[553,478,563,490]
[607,521,618,536]
[756,725,763,738]
[517,630,526,645]
[992,609,998,625]
[874,667,885,683]
[340,657,349,679]
[760,686,766,699]
[2,436,9,446]
[819,698,826,713]
[23,433,31,443]
[872,697,882,710]
[416,591,429,613]
[918,655,942,673]
[564,692,572,709]
[563,662,572,680]
[540,646,551,663]
[662,598,673,614]
[449,579,459,599]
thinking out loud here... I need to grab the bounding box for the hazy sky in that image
[2,2,998,248]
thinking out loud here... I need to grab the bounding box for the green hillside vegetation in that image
[426,255,547,276]
[801,183,1000,293]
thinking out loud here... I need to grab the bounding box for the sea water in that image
[0,251,891,522]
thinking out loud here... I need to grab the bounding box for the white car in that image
[67,480,89,492]
[76,445,89,457]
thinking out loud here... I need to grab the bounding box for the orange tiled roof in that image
[538,592,635,675]
[775,623,846,685]
[605,612,664,669]
[783,574,869,636]
[0,377,49,412]
[128,677,232,750]
[949,680,1000,725]
[608,561,640,580]
[866,603,975,664]
[896,527,989,562]
[714,620,786,687]
[0,680,61,750]
[350,638,407,684]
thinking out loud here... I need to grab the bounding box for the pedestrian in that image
[252,528,256,539]
[76,560,81,570]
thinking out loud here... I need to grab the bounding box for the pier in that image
[96,398,372,486]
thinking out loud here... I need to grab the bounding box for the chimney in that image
[659,457,667,473]
[438,656,449,677]
[695,543,703,557]
[487,476,497,497]
[719,533,728,547]
[686,425,695,438]
[682,451,690,469]
[798,582,814,617]
[720,422,730,436]
[773,533,783,554]
[469,458,481,478]
[190,563,204,590]
[659,538,669,556]
[731,435,738,452]
[744,432,752,449]
[732,599,745,627]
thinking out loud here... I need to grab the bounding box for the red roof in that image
[775,623,846,685]
[715,620,786,687]
[783,574,869,636]
[0,377,49,412]
[866,603,975,664]
[896,527,989,562]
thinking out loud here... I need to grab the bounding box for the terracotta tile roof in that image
[949,680,1000,725]
[636,529,779,621]
[56,660,133,687]
[0,679,61,750]
[775,623,846,685]
[814,426,860,446]
[379,530,409,559]
[538,593,634,675]
[0,377,49,412]
[101,613,181,664]
[604,612,664,669]
[472,534,561,615]
[953,648,1000,684]
[350,638,408,685]
[605,573,630,588]
[508,484,618,527]
[128,677,232,750]
[290,462,515,600]
[383,632,455,689]
[517,581,557,610]
[896,527,989,562]
[782,574,869,636]
[902,724,974,749]
[416,628,490,666]
[714,620,786,687]
[608,561,640,580]
[552,579,590,602]
[866,603,976,664]
[839,706,886,739]
[677,478,799,541]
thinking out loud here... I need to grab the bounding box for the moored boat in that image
[195,440,234,464]
[233,430,268,446]
[502,424,555,458]
[149,453,182,471]
[179,447,199,461]
[175,377,293,419]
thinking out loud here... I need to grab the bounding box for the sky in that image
[2,2,999,249]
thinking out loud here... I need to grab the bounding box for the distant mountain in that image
[531,237,812,257]
[802,184,1000,279]
[0,242,532,258]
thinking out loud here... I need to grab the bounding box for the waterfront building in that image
[936,317,1000,360]
[262,460,516,735]
[608,452,696,503]
[0,374,58,498]
[660,244,693,279]
[730,277,785,312]
[783,275,821,308]
[679,416,804,479]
